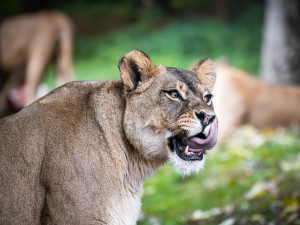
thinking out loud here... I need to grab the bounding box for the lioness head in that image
[119,50,218,176]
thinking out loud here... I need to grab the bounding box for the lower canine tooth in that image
[184,145,189,155]
[197,152,203,156]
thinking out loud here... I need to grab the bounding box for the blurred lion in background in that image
[0,10,76,115]
[214,61,300,138]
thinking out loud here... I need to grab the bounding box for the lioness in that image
[0,50,218,224]
[0,10,75,110]
[214,61,300,137]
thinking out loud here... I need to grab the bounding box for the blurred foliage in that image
[138,126,300,225]
[0,0,22,15]
[43,3,263,86]
[0,0,260,18]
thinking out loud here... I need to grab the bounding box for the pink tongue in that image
[186,121,218,152]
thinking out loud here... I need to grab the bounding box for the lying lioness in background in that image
[214,61,300,137]
[0,10,75,111]
[0,50,218,224]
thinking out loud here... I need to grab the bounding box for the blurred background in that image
[0,0,300,224]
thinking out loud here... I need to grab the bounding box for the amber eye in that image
[170,91,178,98]
[165,90,181,100]
[204,94,213,104]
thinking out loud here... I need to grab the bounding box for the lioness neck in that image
[93,79,165,192]
[125,147,166,193]
[90,79,166,224]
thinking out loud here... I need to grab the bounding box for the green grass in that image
[138,127,300,224]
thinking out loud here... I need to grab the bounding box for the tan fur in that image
[0,50,217,224]
[0,10,75,107]
[119,51,153,88]
[192,58,216,92]
[214,61,300,137]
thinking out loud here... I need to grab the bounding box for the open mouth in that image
[169,121,218,161]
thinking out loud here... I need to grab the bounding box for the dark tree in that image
[261,0,300,85]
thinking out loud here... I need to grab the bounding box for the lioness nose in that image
[196,111,215,125]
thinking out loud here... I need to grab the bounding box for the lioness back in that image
[0,10,76,110]
[214,62,300,137]
[0,50,219,225]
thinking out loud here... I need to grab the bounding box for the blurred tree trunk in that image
[261,0,300,85]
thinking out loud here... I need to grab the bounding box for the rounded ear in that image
[118,50,157,91]
[192,58,216,92]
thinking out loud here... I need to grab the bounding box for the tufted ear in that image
[118,50,158,91]
[192,58,216,92]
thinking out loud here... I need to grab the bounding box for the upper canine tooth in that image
[197,152,203,156]
[184,145,189,155]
